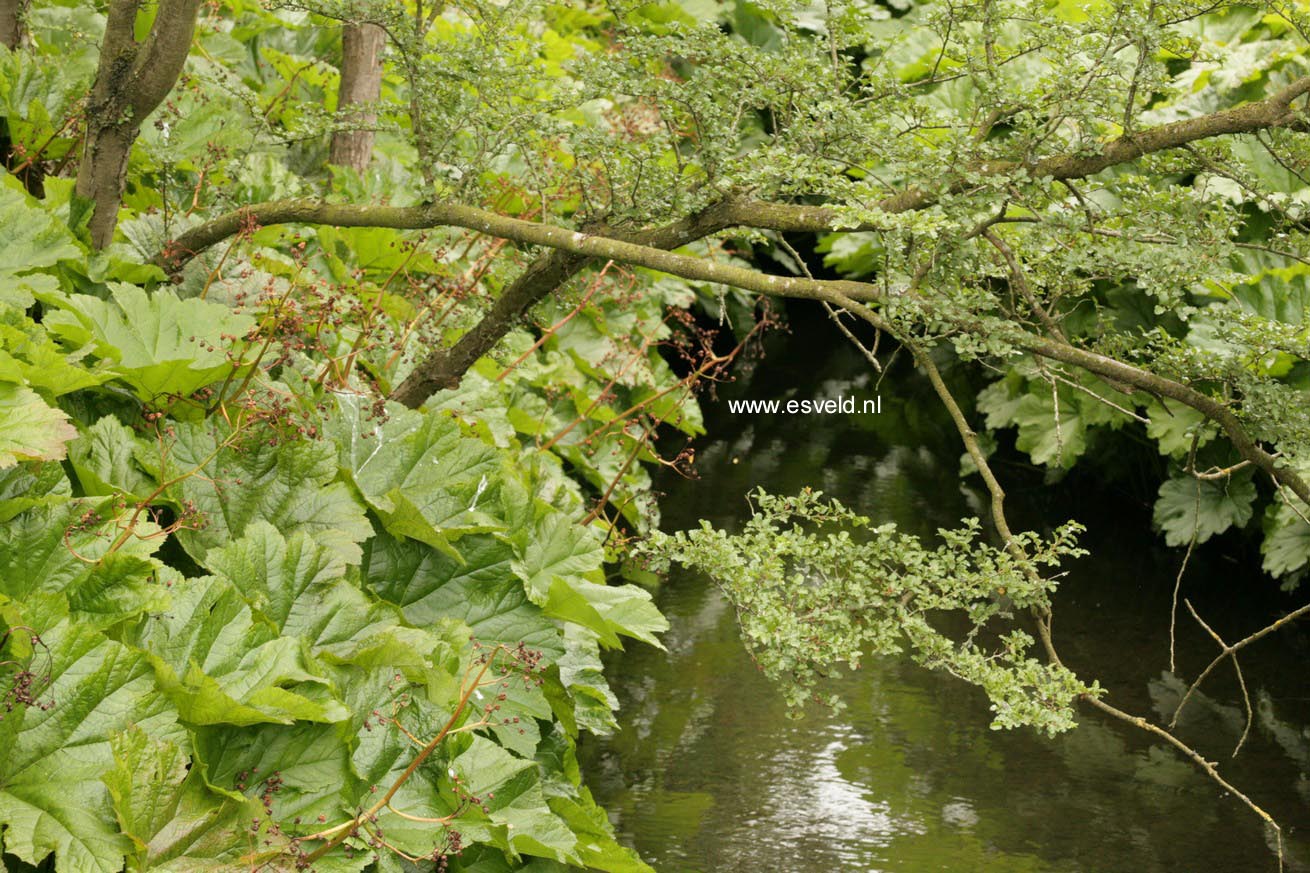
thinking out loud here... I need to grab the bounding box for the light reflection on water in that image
[579,326,1310,873]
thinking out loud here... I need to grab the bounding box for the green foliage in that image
[1153,470,1258,547]
[5,0,1310,864]
[0,35,689,862]
[639,489,1097,736]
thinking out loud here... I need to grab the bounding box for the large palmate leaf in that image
[0,498,168,627]
[204,521,350,631]
[0,383,77,468]
[0,621,182,873]
[192,722,357,826]
[0,308,112,396]
[104,727,266,873]
[1262,498,1310,579]
[0,460,70,521]
[0,181,81,309]
[329,396,505,554]
[158,421,371,564]
[448,736,580,864]
[43,284,256,403]
[128,574,346,726]
[205,522,442,668]
[511,513,666,648]
[1146,399,1218,457]
[361,530,565,659]
[1153,470,1258,546]
[547,788,655,873]
[67,416,156,500]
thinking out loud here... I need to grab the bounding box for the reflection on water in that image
[580,314,1310,873]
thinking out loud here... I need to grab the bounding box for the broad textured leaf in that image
[192,722,356,824]
[361,531,564,659]
[1262,499,1310,578]
[161,422,370,564]
[43,284,256,402]
[0,383,77,468]
[1153,471,1257,546]
[0,309,111,396]
[510,513,605,603]
[0,499,166,627]
[0,620,181,873]
[205,522,349,631]
[548,789,655,873]
[130,575,346,726]
[1011,393,1087,468]
[0,183,80,297]
[450,736,580,864]
[68,416,155,500]
[0,460,70,521]
[554,627,619,735]
[103,727,265,872]
[1146,399,1217,457]
[329,397,505,550]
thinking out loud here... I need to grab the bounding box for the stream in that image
[578,304,1310,873]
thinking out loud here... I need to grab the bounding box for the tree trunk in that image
[75,0,201,249]
[329,23,385,172]
[0,0,25,49]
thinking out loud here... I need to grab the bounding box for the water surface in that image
[580,313,1310,872]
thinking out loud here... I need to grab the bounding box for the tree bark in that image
[390,250,588,406]
[329,23,385,172]
[0,0,25,49]
[75,0,202,249]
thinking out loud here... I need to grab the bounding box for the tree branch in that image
[1020,336,1310,505]
[155,75,1310,414]
[77,0,202,248]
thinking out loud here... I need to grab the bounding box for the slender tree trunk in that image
[75,0,201,249]
[0,0,25,49]
[329,23,385,172]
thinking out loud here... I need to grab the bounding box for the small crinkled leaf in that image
[162,422,370,564]
[0,382,77,468]
[43,284,256,402]
[63,551,170,626]
[0,620,182,873]
[1153,471,1257,546]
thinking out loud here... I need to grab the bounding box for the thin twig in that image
[1183,599,1254,758]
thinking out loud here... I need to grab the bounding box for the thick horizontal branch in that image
[160,74,1310,269]
[159,198,881,302]
[157,74,1310,411]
